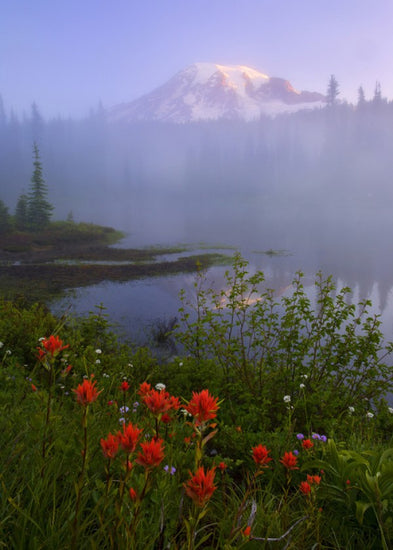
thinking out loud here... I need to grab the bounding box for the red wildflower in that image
[300,481,311,495]
[302,439,314,450]
[129,487,138,501]
[184,466,217,507]
[118,422,142,453]
[243,525,252,538]
[138,381,152,397]
[169,395,181,410]
[218,461,227,472]
[73,378,101,406]
[136,438,165,469]
[185,389,219,425]
[252,444,273,468]
[307,474,321,485]
[31,383,37,392]
[120,380,130,392]
[280,451,299,470]
[100,432,119,460]
[161,413,172,424]
[38,335,69,359]
[143,389,173,415]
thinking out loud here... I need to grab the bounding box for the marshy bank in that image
[0,221,230,303]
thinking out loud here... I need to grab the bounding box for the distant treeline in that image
[1,78,393,222]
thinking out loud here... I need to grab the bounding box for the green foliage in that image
[176,254,393,433]
[1,267,393,548]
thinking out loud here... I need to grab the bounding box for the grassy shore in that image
[0,221,229,302]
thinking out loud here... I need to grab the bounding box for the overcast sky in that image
[2,0,393,118]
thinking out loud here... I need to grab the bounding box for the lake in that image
[51,196,393,349]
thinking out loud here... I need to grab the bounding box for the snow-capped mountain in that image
[109,63,326,123]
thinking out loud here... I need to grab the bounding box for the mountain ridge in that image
[109,62,326,123]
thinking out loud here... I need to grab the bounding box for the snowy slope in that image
[109,63,326,123]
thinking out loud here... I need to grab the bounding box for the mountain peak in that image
[109,63,325,123]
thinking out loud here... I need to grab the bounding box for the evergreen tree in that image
[357,86,366,108]
[326,74,340,107]
[15,193,29,230]
[27,143,53,231]
[0,199,11,234]
[373,81,382,105]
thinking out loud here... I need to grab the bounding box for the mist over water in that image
[2,102,393,343]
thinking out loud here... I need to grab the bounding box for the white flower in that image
[388,407,393,414]
[179,362,183,367]
[283,395,291,403]
[6,350,11,355]
[128,363,134,368]
[0,342,3,348]
[95,349,102,354]
[155,383,166,391]
[348,406,355,413]
[299,383,305,389]
[95,359,101,364]
[366,412,374,419]
[38,337,45,342]
[301,374,308,379]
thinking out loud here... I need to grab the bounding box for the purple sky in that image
[1,0,393,118]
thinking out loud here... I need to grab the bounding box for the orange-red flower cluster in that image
[184,466,217,507]
[73,378,101,406]
[185,389,219,425]
[136,438,165,469]
[302,439,314,450]
[280,451,299,470]
[307,474,321,485]
[37,335,69,360]
[252,444,273,469]
[100,432,119,460]
[299,480,311,495]
[300,474,321,495]
[118,422,143,453]
[138,382,180,421]
[120,380,130,392]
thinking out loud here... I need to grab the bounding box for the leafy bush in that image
[176,254,393,433]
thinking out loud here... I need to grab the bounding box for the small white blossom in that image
[301,374,308,379]
[95,349,102,354]
[179,362,183,367]
[348,406,355,414]
[388,407,393,414]
[299,383,305,389]
[6,350,11,355]
[283,395,291,403]
[128,363,134,368]
[95,359,101,364]
[155,383,166,391]
[38,337,45,342]
[83,374,88,379]
[103,373,110,378]
[366,412,374,419]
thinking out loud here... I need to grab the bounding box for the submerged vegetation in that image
[1,256,393,548]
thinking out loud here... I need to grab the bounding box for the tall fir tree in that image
[27,143,53,231]
[326,74,340,107]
